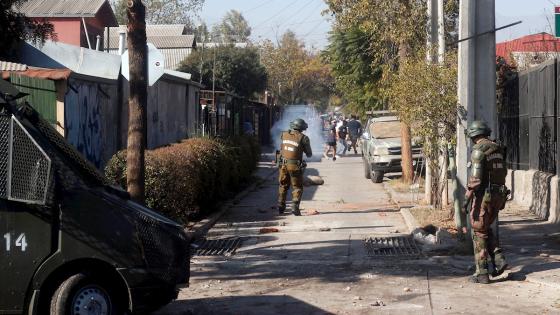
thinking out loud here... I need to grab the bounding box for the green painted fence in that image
[9,74,57,124]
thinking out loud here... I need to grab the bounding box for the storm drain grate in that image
[363,236,421,257]
[193,237,243,256]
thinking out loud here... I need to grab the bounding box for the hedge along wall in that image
[105,136,260,223]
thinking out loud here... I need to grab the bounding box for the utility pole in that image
[425,0,438,203]
[457,0,497,231]
[126,0,148,203]
[437,0,449,207]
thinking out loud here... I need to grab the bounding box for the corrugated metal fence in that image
[498,58,557,174]
[10,74,57,124]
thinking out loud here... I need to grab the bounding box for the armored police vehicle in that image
[0,80,190,314]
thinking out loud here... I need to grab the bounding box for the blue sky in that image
[198,0,560,49]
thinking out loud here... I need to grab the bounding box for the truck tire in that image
[50,273,124,315]
[363,159,371,179]
[371,170,384,183]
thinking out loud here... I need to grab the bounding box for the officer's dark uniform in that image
[278,119,312,216]
[465,120,509,284]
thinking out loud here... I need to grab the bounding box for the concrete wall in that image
[506,169,560,224]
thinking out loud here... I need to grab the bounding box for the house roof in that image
[497,33,560,62]
[107,35,196,49]
[0,61,28,72]
[17,0,118,26]
[107,24,189,37]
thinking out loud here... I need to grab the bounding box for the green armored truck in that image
[0,80,190,314]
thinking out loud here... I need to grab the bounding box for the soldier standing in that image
[464,120,509,284]
[278,118,313,216]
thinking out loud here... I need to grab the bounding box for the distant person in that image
[337,120,348,155]
[323,122,337,161]
[346,115,362,154]
[277,118,312,216]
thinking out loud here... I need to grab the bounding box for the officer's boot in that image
[292,201,301,216]
[278,203,286,214]
[469,236,490,284]
[491,248,508,277]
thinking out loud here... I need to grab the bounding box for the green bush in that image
[105,136,260,223]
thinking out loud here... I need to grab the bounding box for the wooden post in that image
[126,0,148,203]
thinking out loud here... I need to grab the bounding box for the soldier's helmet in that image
[290,118,308,131]
[466,120,491,139]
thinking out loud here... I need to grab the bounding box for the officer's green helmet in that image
[290,118,308,131]
[467,120,491,139]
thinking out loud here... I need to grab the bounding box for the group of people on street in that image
[323,115,362,161]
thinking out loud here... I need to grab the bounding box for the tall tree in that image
[211,10,251,43]
[111,0,204,25]
[126,0,148,203]
[0,0,54,58]
[323,27,383,117]
[325,0,427,184]
[179,46,267,98]
[260,31,333,106]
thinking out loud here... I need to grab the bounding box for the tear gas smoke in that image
[270,105,324,161]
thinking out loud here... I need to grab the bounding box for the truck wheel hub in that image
[72,286,110,315]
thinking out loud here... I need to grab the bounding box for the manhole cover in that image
[363,236,421,257]
[193,237,243,256]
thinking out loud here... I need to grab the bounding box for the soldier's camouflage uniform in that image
[466,138,509,279]
[278,129,312,215]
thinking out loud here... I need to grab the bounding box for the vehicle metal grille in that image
[363,236,421,257]
[0,115,9,198]
[9,116,51,204]
[136,214,189,282]
[388,147,422,155]
[193,237,243,256]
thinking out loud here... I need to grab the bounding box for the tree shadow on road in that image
[157,294,335,315]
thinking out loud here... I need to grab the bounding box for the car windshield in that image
[369,120,401,139]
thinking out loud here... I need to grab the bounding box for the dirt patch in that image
[388,178,424,193]
[410,207,455,231]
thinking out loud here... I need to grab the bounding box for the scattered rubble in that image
[371,300,386,307]
[259,227,280,234]
[403,287,412,292]
[304,176,325,186]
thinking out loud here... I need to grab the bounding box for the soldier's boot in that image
[278,203,286,214]
[491,248,508,277]
[469,273,490,284]
[470,236,490,284]
[292,201,301,216]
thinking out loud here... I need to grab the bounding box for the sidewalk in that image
[385,179,560,289]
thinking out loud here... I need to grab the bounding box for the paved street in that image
[158,155,560,315]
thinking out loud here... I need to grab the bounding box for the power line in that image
[242,0,277,14]
[252,0,301,30]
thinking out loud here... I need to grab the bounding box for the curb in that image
[400,208,421,233]
[186,166,278,240]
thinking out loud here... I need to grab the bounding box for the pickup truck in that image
[360,115,423,183]
[0,79,190,314]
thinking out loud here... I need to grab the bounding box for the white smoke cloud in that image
[270,105,324,161]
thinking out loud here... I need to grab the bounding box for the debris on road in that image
[307,209,320,215]
[259,227,280,234]
[304,175,325,186]
[319,227,331,232]
[371,300,386,307]
[344,286,351,291]
[403,287,412,292]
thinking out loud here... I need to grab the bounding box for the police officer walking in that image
[464,120,509,284]
[278,118,313,216]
